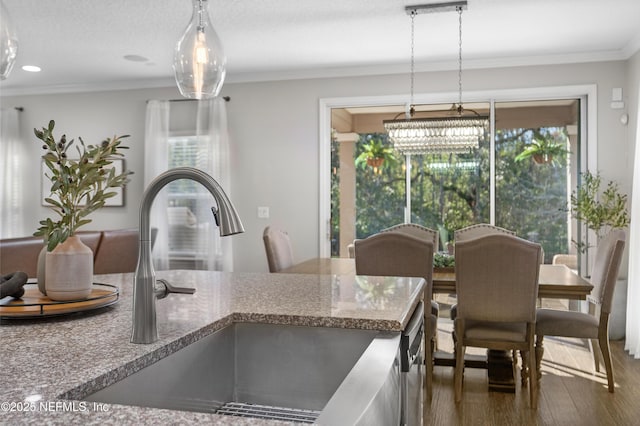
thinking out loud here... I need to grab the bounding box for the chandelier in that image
[384,1,488,155]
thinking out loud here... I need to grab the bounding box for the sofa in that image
[0,229,141,278]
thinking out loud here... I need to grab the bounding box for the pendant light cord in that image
[409,11,416,119]
[456,6,463,115]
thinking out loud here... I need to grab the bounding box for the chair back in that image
[263,226,294,272]
[381,223,439,252]
[354,232,434,299]
[589,229,626,313]
[454,223,515,243]
[455,234,541,323]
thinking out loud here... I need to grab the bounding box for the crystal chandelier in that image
[173,0,226,100]
[384,1,488,155]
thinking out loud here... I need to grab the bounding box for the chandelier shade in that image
[384,115,488,155]
[173,0,226,100]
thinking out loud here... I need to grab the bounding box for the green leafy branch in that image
[34,120,133,251]
[569,171,629,252]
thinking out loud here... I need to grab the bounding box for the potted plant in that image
[34,120,132,300]
[569,171,630,253]
[355,138,397,173]
[515,137,570,165]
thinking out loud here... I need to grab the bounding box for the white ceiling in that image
[1,0,640,96]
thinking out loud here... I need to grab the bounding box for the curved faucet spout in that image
[131,167,244,344]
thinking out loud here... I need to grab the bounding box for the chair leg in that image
[424,329,434,401]
[589,338,602,373]
[598,318,615,393]
[535,334,544,380]
[454,343,465,402]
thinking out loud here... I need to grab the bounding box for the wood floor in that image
[425,300,640,425]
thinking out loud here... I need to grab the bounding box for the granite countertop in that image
[0,270,424,425]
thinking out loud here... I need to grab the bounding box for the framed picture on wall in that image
[41,159,125,207]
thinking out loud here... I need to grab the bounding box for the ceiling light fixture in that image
[173,0,226,100]
[384,1,489,155]
[22,65,41,73]
[0,0,19,80]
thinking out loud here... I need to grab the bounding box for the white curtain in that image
[144,100,170,270]
[625,86,640,358]
[0,108,25,239]
[195,98,233,271]
[143,98,233,271]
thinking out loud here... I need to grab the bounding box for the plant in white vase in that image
[34,120,132,300]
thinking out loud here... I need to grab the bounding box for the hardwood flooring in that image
[426,298,640,425]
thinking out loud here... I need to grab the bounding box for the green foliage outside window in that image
[331,127,571,263]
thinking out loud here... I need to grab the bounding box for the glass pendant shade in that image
[384,116,488,154]
[0,0,19,80]
[173,0,226,99]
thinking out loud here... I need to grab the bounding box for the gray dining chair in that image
[354,232,436,399]
[453,233,542,407]
[453,223,516,242]
[380,223,440,318]
[535,229,626,392]
[263,226,295,272]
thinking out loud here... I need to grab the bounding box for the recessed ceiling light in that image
[22,65,41,72]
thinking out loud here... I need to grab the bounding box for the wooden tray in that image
[0,283,119,319]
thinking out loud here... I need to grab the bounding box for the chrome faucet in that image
[131,167,244,344]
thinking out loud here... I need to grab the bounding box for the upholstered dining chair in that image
[262,226,295,272]
[535,229,626,393]
[450,223,517,320]
[453,234,542,407]
[354,232,436,399]
[453,223,516,242]
[381,223,439,251]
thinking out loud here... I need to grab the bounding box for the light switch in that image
[257,206,270,219]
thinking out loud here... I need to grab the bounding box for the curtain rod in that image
[146,96,230,104]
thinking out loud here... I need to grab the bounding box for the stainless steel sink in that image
[84,323,401,424]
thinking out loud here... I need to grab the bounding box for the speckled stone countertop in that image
[0,270,424,425]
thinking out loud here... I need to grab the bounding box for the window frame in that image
[319,85,597,267]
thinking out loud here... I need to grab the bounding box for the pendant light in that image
[0,0,19,80]
[173,0,226,99]
[384,1,489,155]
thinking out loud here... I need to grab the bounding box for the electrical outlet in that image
[257,206,270,219]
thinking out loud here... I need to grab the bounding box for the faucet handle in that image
[155,278,196,300]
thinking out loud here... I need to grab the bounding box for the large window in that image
[330,99,580,263]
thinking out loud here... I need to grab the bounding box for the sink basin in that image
[84,323,401,424]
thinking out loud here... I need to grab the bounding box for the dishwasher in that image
[400,301,424,426]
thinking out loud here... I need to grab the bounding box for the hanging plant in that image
[355,138,397,174]
[569,171,630,252]
[515,138,570,165]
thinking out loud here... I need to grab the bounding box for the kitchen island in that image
[0,270,424,425]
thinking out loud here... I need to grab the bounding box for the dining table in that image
[279,257,593,300]
[279,257,593,392]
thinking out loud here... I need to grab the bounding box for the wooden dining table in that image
[280,257,593,393]
[280,257,593,300]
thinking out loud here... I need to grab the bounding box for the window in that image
[329,98,580,263]
[166,135,211,269]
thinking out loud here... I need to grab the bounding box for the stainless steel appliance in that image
[400,301,425,426]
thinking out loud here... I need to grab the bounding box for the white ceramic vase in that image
[45,235,93,301]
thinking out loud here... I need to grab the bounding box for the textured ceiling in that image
[1,0,639,95]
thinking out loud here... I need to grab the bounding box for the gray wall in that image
[2,59,636,272]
